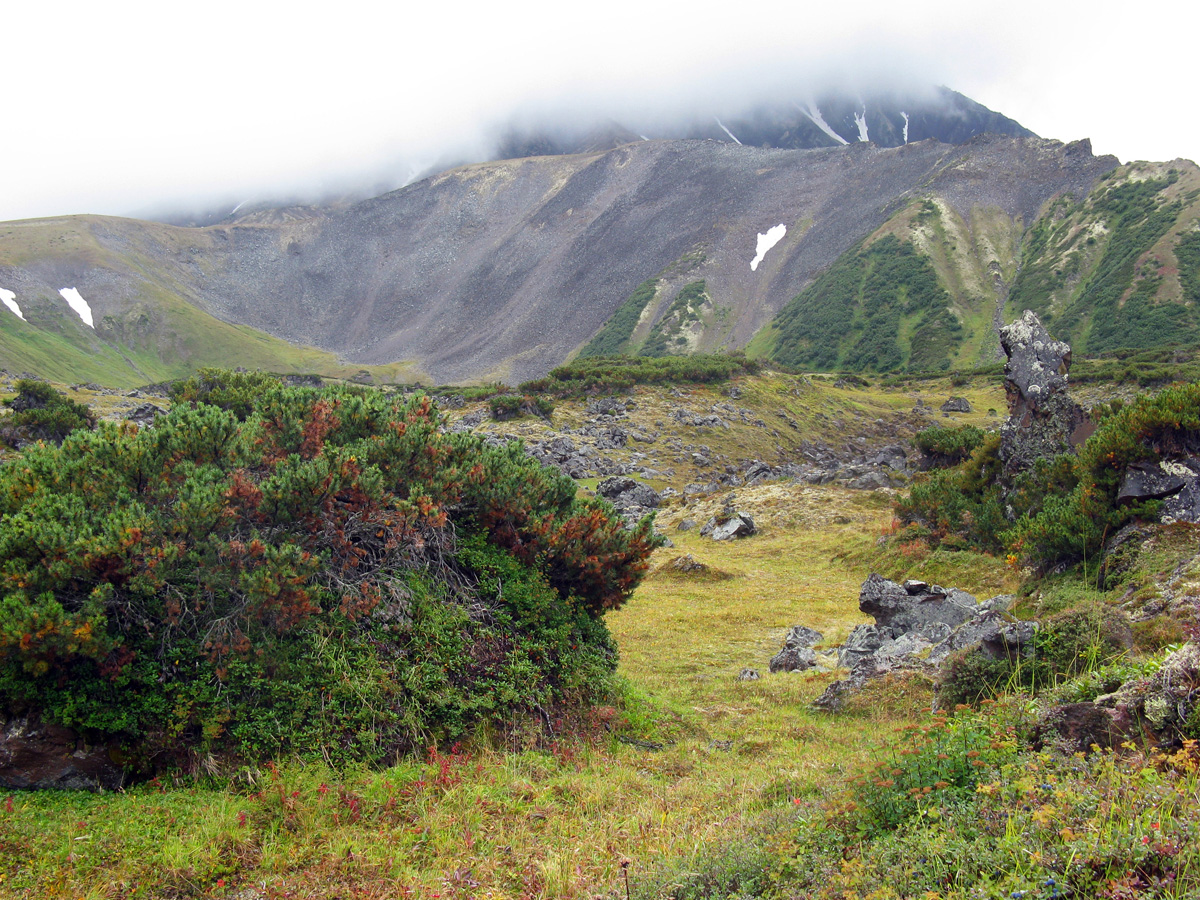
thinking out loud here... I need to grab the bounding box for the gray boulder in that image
[1118,458,1200,524]
[709,514,756,541]
[926,611,1038,665]
[940,397,972,413]
[125,403,164,427]
[1097,642,1200,737]
[813,574,1037,708]
[769,625,824,673]
[858,574,979,638]
[837,623,891,668]
[597,476,661,510]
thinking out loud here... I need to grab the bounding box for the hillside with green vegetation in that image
[1,360,1198,898]
[763,234,963,373]
[1008,163,1200,353]
[754,161,1200,376]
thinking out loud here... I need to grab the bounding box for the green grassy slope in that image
[0,218,424,388]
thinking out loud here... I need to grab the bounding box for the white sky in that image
[2,0,1195,223]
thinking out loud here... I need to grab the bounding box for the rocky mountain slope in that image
[0,135,1117,385]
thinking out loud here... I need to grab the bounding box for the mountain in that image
[494,85,1035,159]
[1,132,1123,386]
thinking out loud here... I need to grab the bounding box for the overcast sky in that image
[3,0,1194,223]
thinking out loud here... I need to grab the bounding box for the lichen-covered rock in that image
[998,310,1090,473]
[811,574,1037,708]
[1096,642,1200,741]
[1118,458,1200,524]
[1035,703,1123,754]
[709,514,756,541]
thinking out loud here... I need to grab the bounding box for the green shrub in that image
[938,603,1130,705]
[0,377,657,767]
[914,424,987,467]
[168,368,284,420]
[895,434,1005,551]
[937,650,1019,707]
[1004,381,1200,571]
[488,393,553,420]
[2,380,95,444]
[520,354,758,398]
[579,278,658,358]
[769,234,959,373]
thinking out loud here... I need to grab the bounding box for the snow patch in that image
[639,134,650,141]
[750,224,787,271]
[715,118,743,145]
[0,288,24,321]
[794,101,848,145]
[230,200,247,215]
[854,106,869,142]
[901,112,910,143]
[59,287,95,328]
[0,289,23,321]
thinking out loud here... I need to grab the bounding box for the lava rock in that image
[998,310,1091,473]
[0,716,127,791]
[769,625,825,673]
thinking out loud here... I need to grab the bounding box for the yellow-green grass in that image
[0,374,1027,899]
[0,481,1022,899]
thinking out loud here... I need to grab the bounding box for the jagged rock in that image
[815,575,1037,706]
[876,631,934,661]
[926,611,1038,665]
[769,625,824,673]
[450,409,486,431]
[0,716,127,791]
[998,310,1090,473]
[666,554,707,574]
[838,624,891,668]
[845,470,890,491]
[676,518,697,532]
[1118,459,1199,502]
[125,403,164,427]
[737,668,761,681]
[858,574,978,638]
[941,397,972,413]
[1118,458,1200,524]
[586,398,634,417]
[813,656,924,712]
[701,513,756,541]
[868,445,909,472]
[597,476,660,509]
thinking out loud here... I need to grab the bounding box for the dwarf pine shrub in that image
[1,379,95,444]
[0,377,657,769]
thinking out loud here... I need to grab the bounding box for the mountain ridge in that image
[0,134,1118,385]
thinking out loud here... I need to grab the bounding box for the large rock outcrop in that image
[806,574,1034,710]
[998,310,1091,473]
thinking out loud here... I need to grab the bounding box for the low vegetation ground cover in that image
[2,369,1199,899]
